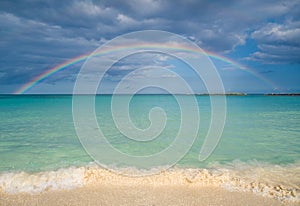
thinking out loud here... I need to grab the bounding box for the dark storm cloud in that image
[1,0,298,52]
[0,0,299,93]
[0,11,99,85]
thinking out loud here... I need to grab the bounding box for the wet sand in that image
[1,185,297,206]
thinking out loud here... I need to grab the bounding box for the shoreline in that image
[2,93,300,96]
[0,164,299,205]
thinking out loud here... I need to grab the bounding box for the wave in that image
[0,161,299,203]
[0,167,85,193]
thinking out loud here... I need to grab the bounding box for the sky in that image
[0,0,299,94]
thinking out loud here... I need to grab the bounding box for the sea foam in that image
[0,167,85,194]
[0,162,299,203]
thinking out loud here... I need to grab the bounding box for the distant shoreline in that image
[1,93,300,96]
[263,93,300,96]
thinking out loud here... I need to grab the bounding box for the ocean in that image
[0,95,299,200]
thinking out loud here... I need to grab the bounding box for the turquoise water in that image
[0,95,299,173]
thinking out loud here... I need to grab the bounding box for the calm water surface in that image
[0,95,299,172]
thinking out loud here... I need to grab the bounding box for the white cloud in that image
[117,14,137,26]
[71,1,107,16]
[250,21,300,63]
[252,21,300,45]
[127,0,163,16]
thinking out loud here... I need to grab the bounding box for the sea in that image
[0,95,299,201]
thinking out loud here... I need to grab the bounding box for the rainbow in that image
[14,43,276,94]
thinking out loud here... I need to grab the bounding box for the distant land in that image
[264,93,300,96]
[1,93,300,96]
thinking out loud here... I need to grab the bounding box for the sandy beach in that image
[1,184,297,206]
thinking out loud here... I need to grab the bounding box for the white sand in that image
[1,185,297,206]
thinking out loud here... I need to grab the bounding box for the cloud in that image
[1,0,298,53]
[0,0,299,93]
[0,12,99,86]
[250,21,300,63]
[102,52,175,82]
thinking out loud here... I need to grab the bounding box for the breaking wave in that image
[0,161,299,203]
